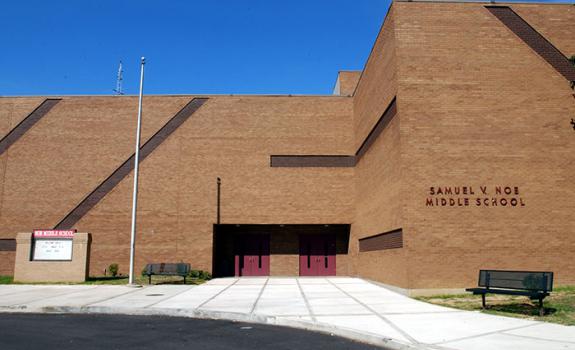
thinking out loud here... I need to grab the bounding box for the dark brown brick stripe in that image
[0,239,16,251]
[54,98,208,230]
[270,97,396,167]
[270,155,356,167]
[0,99,61,155]
[359,228,403,252]
[486,6,575,82]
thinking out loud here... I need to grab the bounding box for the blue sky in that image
[0,0,393,96]
[1,0,565,96]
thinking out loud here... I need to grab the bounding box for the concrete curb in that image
[0,305,423,350]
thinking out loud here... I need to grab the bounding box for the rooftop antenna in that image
[113,61,124,95]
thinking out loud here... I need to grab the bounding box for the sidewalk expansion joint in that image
[249,278,269,315]
[434,323,540,346]
[196,279,240,310]
[145,285,198,308]
[84,286,150,307]
[379,310,464,315]
[499,331,575,345]
[296,278,317,322]
[326,279,419,345]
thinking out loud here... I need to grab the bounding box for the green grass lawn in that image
[417,285,575,326]
[0,275,14,284]
[85,275,207,285]
[0,275,207,286]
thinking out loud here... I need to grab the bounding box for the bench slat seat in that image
[466,287,549,298]
[144,263,190,285]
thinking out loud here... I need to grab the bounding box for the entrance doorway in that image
[299,234,336,276]
[234,234,270,276]
[212,224,349,278]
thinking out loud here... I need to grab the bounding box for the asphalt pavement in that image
[0,313,384,350]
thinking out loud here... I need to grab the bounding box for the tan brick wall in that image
[0,97,47,248]
[353,5,397,151]
[38,96,356,276]
[0,97,46,139]
[353,113,406,287]
[270,231,299,276]
[351,4,407,287]
[335,231,354,277]
[0,96,192,238]
[393,1,575,288]
[335,71,362,97]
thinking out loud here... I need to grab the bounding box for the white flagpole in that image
[128,57,145,286]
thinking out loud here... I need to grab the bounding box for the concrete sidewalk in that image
[0,277,573,350]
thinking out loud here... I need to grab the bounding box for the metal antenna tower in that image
[113,61,124,95]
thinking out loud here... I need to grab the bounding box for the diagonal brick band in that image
[0,99,61,156]
[54,98,208,230]
[486,6,575,82]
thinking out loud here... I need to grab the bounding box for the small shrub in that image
[199,270,212,280]
[108,263,119,277]
[569,55,575,67]
[188,269,211,280]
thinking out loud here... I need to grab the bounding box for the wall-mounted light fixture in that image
[571,118,575,130]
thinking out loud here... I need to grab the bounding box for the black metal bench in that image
[144,263,191,285]
[466,270,553,316]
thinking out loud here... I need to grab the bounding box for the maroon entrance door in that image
[235,234,270,276]
[299,234,336,276]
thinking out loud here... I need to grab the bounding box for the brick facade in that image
[0,1,573,291]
